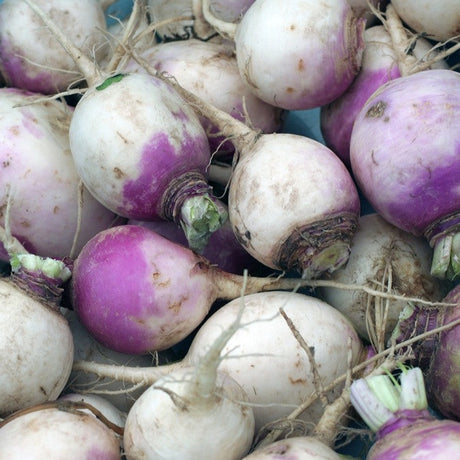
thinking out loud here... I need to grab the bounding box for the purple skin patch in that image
[370,417,460,459]
[321,65,401,167]
[71,225,217,354]
[120,130,210,220]
[350,70,460,236]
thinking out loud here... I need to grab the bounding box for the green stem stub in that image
[430,232,460,280]
[96,73,125,91]
[349,367,428,433]
[180,195,228,253]
[10,253,71,282]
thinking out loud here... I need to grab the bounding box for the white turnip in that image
[73,290,364,432]
[318,213,445,346]
[0,87,118,261]
[23,0,227,252]
[0,0,109,94]
[391,0,460,42]
[203,0,366,110]
[0,253,73,416]
[123,302,255,459]
[0,402,121,459]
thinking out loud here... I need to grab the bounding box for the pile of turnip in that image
[0,0,459,458]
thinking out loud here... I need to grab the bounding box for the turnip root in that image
[0,253,73,416]
[123,302,255,460]
[318,213,445,346]
[203,0,366,110]
[23,0,227,252]
[70,224,323,354]
[0,0,109,94]
[0,87,118,261]
[123,38,283,157]
[349,68,460,280]
[0,402,121,459]
[73,290,364,433]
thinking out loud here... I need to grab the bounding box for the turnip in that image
[73,290,364,432]
[0,87,119,261]
[390,283,460,422]
[70,224,325,354]
[203,0,366,110]
[0,0,109,94]
[123,38,283,158]
[0,401,121,459]
[23,0,227,252]
[318,213,445,347]
[241,436,342,459]
[0,251,74,416]
[320,24,448,167]
[350,366,460,459]
[349,68,460,280]
[391,0,460,42]
[123,300,255,459]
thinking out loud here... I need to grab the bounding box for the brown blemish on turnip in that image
[298,59,305,71]
[366,101,387,118]
[113,167,125,179]
[289,376,306,385]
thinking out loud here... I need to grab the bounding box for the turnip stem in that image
[201,0,238,40]
[22,0,103,87]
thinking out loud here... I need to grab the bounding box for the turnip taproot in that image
[23,0,227,252]
[73,290,364,432]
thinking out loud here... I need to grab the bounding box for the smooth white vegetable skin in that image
[242,436,342,459]
[235,0,365,110]
[228,133,360,273]
[0,0,108,94]
[0,408,120,459]
[0,279,73,416]
[391,0,460,42]
[68,72,210,220]
[123,367,255,460]
[184,291,363,431]
[319,213,444,342]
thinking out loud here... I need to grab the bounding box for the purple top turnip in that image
[350,68,460,280]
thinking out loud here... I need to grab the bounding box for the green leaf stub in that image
[96,74,126,91]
